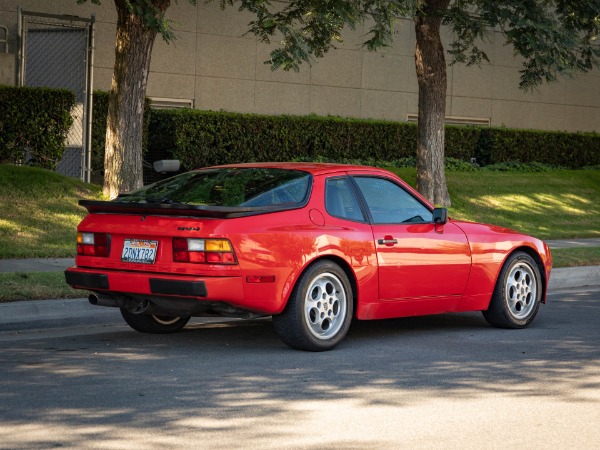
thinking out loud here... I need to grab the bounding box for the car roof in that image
[209,162,434,209]
[209,162,389,176]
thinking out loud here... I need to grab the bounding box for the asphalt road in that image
[0,287,599,449]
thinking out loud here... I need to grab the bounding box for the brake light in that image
[173,238,237,265]
[77,232,109,257]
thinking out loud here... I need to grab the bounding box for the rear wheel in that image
[120,309,190,334]
[483,252,542,329]
[273,260,353,351]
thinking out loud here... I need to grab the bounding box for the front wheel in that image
[120,309,190,334]
[273,260,353,351]
[483,252,542,329]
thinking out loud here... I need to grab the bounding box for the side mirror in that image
[432,207,448,225]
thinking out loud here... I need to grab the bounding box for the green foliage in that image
[291,155,478,171]
[91,91,151,172]
[444,157,478,171]
[0,86,75,170]
[474,128,600,168]
[226,0,418,71]
[77,0,197,42]
[148,109,600,170]
[149,110,418,170]
[483,162,564,172]
[224,0,600,90]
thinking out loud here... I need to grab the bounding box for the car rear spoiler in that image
[78,200,298,218]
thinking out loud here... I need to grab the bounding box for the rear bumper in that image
[65,267,242,305]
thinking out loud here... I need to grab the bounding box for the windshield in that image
[116,168,312,207]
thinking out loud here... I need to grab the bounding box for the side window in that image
[325,177,365,221]
[353,177,433,224]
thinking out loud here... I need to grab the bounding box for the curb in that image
[0,298,122,331]
[548,266,600,291]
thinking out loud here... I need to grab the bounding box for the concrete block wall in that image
[0,0,599,132]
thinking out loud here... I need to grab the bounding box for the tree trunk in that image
[414,0,451,207]
[103,0,169,199]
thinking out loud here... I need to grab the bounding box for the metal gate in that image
[17,8,95,182]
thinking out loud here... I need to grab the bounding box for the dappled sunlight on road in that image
[0,290,599,448]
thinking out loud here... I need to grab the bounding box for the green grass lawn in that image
[0,164,599,302]
[1,164,599,259]
[0,272,80,303]
[390,168,600,240]
[0,164,103,258]
[551,247,600,268]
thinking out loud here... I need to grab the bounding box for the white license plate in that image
[121,239,158,264]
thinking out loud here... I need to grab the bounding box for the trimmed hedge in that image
[474,128,600,168]
[91,90,151,172]
[149,108,600,170]
[149,110,419,170]
[7,85,596,175]
[0,85,75,169]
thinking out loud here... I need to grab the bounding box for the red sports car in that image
[65,163,552,351]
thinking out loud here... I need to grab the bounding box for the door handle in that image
[378,237,398,246]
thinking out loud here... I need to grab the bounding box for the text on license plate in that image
[121,239,158,264]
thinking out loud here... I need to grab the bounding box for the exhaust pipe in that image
[88,293,119,308]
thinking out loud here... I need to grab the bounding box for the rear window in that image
[116,168,312,207]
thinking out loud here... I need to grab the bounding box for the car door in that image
[351,175,471,302]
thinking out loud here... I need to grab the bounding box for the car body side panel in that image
[453,221,552,311]
[372,222,471,300]
[231,175,379,314]
[356,221,471,320]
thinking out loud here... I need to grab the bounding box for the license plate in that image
[121,239,158,264]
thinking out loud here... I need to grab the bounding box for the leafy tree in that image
[77,0,197,199]
[237,0,600,206]
[80,0,600,204]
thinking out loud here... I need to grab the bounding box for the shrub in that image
[149,110,420,170]
[0,85,75,169]
[483,128,600,168]
[148,109,600,170]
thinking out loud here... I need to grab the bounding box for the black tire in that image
[273,260,353,351]
[120,309,190,334]
[483,251,542,329]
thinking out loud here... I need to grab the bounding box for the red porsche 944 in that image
[65,163,552,351]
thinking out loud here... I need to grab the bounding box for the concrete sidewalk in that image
[544,238,600,249]
[0,258,75,273]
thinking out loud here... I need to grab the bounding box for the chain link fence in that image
[18,9,94,182]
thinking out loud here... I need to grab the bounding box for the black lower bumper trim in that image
[150,278,207,297]
[65,271,109,289]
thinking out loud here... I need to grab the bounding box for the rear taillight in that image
[173,238,237,265]
[77,232,109,257]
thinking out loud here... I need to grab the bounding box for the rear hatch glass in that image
[116,167,312,208]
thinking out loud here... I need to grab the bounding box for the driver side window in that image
[353,177,433,224]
